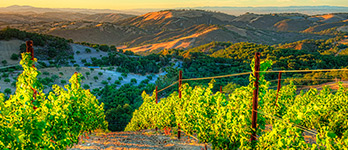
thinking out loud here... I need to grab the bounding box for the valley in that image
[1,4,348,149]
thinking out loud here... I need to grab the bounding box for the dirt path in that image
[69,130,209,150]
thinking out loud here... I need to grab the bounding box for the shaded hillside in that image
[128,26,330,53]
[232,13,348,33]
[119,10,236,29]
[302,21,348,34]
[3,10,348,53]
[274,19,314,31]
[0,12,134,24]
[0,28,73,61]
[276,36,348,55]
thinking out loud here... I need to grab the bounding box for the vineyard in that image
[126,53,348,149]
[0,42,108,149]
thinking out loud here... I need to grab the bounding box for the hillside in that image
[0,28,73,65]
[0,12,134,24]
[0,39,23,66]
[5,10,342,53]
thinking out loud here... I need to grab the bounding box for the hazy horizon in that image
[1,0,348,10]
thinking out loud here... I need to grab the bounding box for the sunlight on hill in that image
[314,14,345,23]
[125,26,219,52]
[143,11,173,21]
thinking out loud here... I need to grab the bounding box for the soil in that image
[69,129,209,150]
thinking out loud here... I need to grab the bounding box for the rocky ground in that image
[69,129,209,150]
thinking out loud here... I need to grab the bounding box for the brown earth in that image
[69,129,208,150]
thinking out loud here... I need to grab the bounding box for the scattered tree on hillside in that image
[1,60,7,66]
[114,80,121,85]
[4,78,10,83]
[121,73,127,77]
[130,78,137,84]
[93,76,99,81]
[85,72,90,79]
[110,45,117,51]
[60,80,67,85]
[10,53,19,60]
[99,45,110,52]
[101,80,108,85]
[85,48,91,53]
[4,88,11,96]
[83,84,90,89]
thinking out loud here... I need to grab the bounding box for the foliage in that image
[125,59,348,149]
[0,53,107,149]
[0,27,73,61]
[10,53,19,60]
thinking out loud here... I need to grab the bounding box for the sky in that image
[1,0,347,10]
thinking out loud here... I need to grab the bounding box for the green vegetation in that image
[0,27,73,62]
[10,53,19,60]
[88,52,170,75]
[95,83,155,131]
[156,40,348,92]
[126,60,348,149]
[0,53,107,149]
[1,60,7,66]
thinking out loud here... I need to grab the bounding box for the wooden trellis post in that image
[250,52,260,142]
[178,70,182,139]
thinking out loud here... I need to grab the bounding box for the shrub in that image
[85,48,91,53]
[146,75,153,80]
[130,78,137,84]
[60,80,67,84]
[93,76,99,81]
[83,84,90,89]
[101,80,108,85]
[2,73,9,78]
[121,73,127,77]
[4,78,10,83]
[140,79,150,84]
[4,88,11,96]
[1,60,7,65]
[10,53,19,60]
[114,80,121,85]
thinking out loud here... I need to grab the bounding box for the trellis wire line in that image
[157,81,179,93]
[182,72,252,81]
[257,110,317,135]
[156,69,348,91]
[256,109,318,135]
[268,83,338,89]
[257,68,348,73]
[268,78,337,82]
[180,68,348,82]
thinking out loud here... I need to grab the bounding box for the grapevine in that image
[0,52,108,149]
[126,58,348,149]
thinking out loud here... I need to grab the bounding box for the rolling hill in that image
[1,7,347,53]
